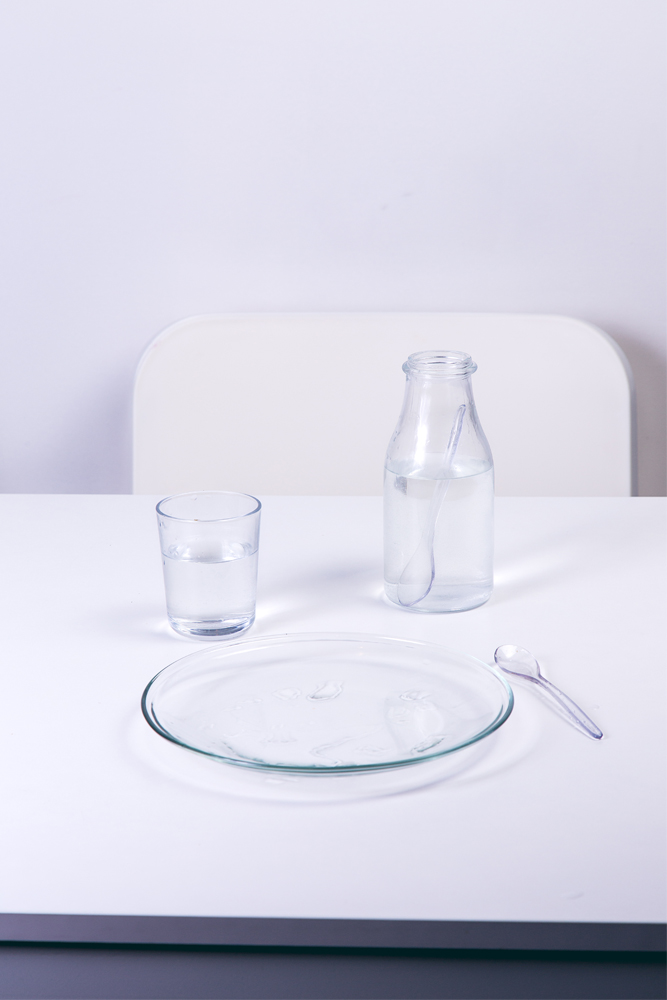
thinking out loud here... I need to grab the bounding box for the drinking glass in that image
[156,491,261,640]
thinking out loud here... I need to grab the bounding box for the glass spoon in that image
[494,645,603,740]
[397,403,466,608]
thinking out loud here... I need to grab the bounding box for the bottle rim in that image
[403,350,477,378]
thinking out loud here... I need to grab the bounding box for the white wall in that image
[0,0,664,494]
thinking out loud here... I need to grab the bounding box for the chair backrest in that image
[133,313,635,497]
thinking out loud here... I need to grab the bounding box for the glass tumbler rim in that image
[156,490,262,523]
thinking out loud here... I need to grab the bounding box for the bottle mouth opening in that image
[403,351,477,377]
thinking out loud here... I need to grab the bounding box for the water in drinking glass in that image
[163,538,259,638]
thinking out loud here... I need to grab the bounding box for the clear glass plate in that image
[141,633,513,773]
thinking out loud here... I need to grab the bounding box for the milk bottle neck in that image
[386,351,492,477]
[402,351,478,433]
[403,369,474,411]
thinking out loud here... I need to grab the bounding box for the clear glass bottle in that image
[384,350,493,613]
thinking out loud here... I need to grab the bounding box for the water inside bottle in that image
[383,460,493,613]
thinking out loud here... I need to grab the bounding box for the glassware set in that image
[147,348,601,775]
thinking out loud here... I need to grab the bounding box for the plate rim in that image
[141,631,514,773]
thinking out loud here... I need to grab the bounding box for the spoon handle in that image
[397,403,466,608]
[536,676,603,740]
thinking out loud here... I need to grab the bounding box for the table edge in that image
[0,915,664,952]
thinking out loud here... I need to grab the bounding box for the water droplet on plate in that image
[273,688,301,700]
[308,680,343,701]
[310,743,343,765]
[261,730,298,744]
[400,690,431,702]
[411,735,445,754]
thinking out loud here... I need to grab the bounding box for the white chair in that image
[133,313,635,497]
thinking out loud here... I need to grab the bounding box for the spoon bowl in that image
[493,644,542,679]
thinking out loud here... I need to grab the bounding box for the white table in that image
[0,495,664,953]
